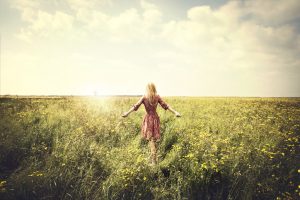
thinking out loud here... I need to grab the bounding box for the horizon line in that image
[0,94,299,98]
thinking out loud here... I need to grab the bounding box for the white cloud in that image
[108,8,142,41]
[161,2,300,66]
[66,0,111,11]
[11,0,40,22]
[11,0,74,42]
[141,0,162,28]
[245,0,300,25]
[15,10,74,42]
[66,0,163,41]
[31,11,73,32]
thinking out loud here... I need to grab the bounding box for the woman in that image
[122,83,181,165]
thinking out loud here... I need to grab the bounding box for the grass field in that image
[0,96,299,200]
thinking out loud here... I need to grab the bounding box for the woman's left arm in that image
[167,106,181,117]
[158,95,181,117]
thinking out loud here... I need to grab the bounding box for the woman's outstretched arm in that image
[168,106,181,117]
[122,106,135,117]
[122,96,144,117]
[158,95,181,117]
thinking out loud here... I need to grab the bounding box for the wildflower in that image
[0,181,7,187]
[201,163,207,170]
[257,183,262,186]
[186,153,194,158]
[28,171,44,177]
[137,155,143,163]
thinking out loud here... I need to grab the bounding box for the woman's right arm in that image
[122,96,144,117]
[122,106,135,117]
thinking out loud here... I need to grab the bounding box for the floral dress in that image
[133,94,169,141]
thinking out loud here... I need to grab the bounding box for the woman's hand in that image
[168,106,181,117]
[122,112,129,118]
[175,111,181,117]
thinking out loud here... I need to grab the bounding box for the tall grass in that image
[0,97,299,199]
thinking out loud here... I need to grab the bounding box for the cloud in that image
[244,0,300,25]
[161,1,300,66]
[141,0,162,27]
[31,11,73,32]
[68,0,162,41]
[10,0,40,22]
[11,0,74,42]
[15,10,74,42]
[66,0,111,11]
[11,0,165,42]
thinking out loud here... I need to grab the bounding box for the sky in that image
[0,0,299,97]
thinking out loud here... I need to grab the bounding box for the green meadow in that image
[0,96,299,199]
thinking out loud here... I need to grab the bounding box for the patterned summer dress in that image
[133,94,169,141]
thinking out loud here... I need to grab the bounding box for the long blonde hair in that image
[146,83,157,105]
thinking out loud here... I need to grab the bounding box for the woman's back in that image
[133,94,169,115]
[143,95,159,114]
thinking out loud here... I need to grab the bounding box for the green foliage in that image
[0,97,299,199]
